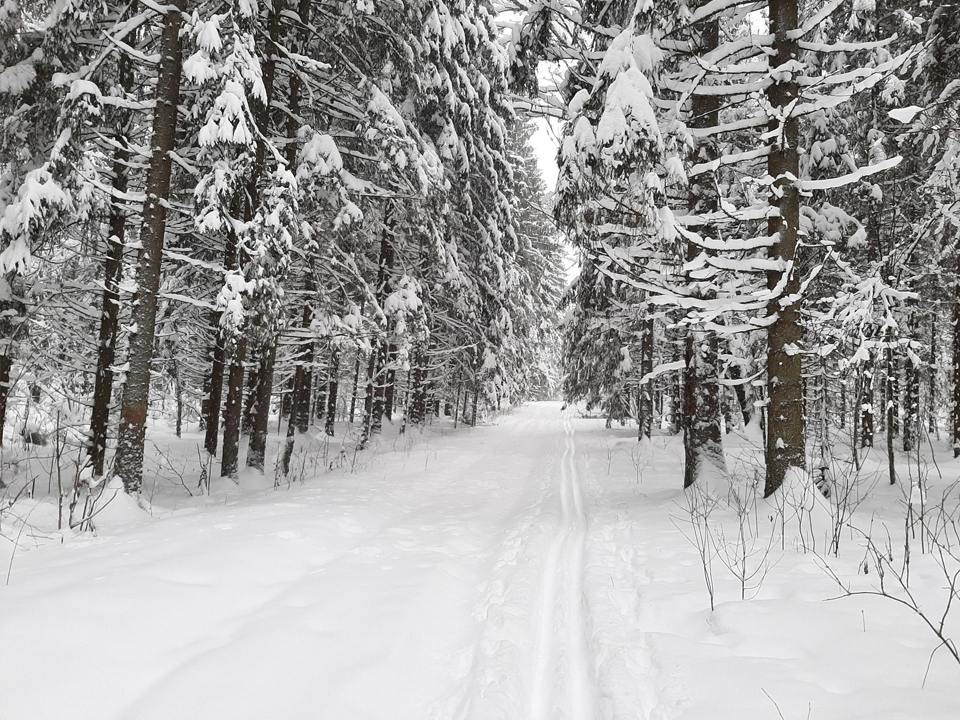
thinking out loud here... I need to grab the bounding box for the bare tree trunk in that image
[359,350,377,448]
[904,351,920,453]
[295,345,314,434]
[361,217,395,443]
[682,13,724,486]
[325,349,339,436]
[114,0,187,493]
[408,345,429,426]
[0,334,13,447]
[929,314,937,435]
[639,314,654,439]
[281,307,313,474]
[202,310,226,455]
[860,359,875,448]
[471,384,479,426]
[220,342,246,478]
[245,341,276,471]
[349,347,362,423]
[173,360,183,438]
[953,260,960,454]
[764,0,805,497]
[384,344,398,421]
[89,135,129,476]
[232,0,284,473]
[241,357,259,436]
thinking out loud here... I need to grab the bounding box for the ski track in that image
[529,411,595,720]
[2,404,624,720]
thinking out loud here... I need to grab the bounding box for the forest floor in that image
[2,402,959,719]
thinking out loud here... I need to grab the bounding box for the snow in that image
[888,105,923,124]
[2,404,959,719]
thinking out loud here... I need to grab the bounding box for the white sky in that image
[529,118,561,190]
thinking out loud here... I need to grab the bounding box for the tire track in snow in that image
[530,412,595,720]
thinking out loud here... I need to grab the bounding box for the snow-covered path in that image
[0,403,605,720]
[4,402,959,720]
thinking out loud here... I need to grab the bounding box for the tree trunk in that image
[0,343,12,446]
[220,341,246,478]
[639,314,654,439]
[295,345,314,434]
[682,14,724,486]
[408,345,429,426]
[325,349,339,436]
[929,314,937,435]
[860,358,875,448]
[365,218,395,441]
[384,343,398,421]
[241,0,285,472]
[904,350,919,453]
[202,309,226,456]
[281,304,313,474]
[241,356,259,435]
[953,253,960,456]
[349,347,362,423]
[245,341,276,471]
[684,330,725,488]
[359,349,377,448]
[88,134,129,476]
[764,0,805,497]
[114,0,187,493]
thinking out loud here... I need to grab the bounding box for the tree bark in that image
[88,134,129,476]
[220,341,246,478]
[384,343,398,421]
[682,12,724,486]
[764,0,805,497]
[349,347,362,423]
[638,314,654,439]
[325,349,339,436]
[241,356,259,436]
[408,345,429,426]
[202,309,226,455]
[114,0,187,493]
[244,0,285,471]
[860,359,875,448]
[953,253,960,456]
[245,341,276,471]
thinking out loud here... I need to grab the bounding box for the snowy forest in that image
[3,0,960,718]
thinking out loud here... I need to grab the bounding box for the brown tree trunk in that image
[89,141,129,477]
[682,13,724,486]
[0,343,12,447]
[860,359,875,448]
[639,314,654,439]
[764,0,805,497]
[953,254,960,456]
[929,314,937,435]
[384,343,398,421]
[361,215,395,444]
[282,307,313,474]
[203,309,226,455]
[220,341,246,478]
[349,347,362,423]
[241,357,259,435]
[408,345,429,426]
[325,349,339,436]
[245,341,276,471]
[114,0,187,493]
[243,0,286,471]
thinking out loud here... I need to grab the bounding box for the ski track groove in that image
[530,412,596,720]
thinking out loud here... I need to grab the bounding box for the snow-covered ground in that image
[2,402,959,719]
